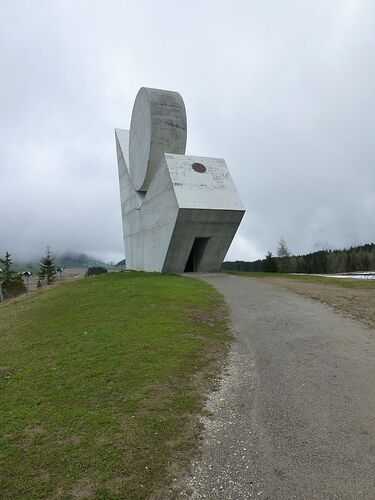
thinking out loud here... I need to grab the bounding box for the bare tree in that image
[276,238,291,273]
[277,237,290,259]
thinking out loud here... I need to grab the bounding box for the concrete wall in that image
[163,209,244,273]
[115,87,245,273]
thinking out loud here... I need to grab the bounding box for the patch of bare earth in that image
[24,426,44,438]
[70,478,96,499]
[264,278,375,329]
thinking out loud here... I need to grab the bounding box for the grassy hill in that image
[0,272,229,498]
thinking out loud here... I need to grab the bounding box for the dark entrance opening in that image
[184,237,210,272]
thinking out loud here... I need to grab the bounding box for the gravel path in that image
[179,274,375,499]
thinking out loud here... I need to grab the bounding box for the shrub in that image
[86,266,108,277]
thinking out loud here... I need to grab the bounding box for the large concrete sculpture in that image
[115,87,245,273]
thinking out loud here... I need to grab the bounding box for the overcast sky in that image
[1,0,374,264]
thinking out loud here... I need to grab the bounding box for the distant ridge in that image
[223,243,375,274]
[15,251,108,271]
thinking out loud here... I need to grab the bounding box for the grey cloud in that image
[1,0,374,263]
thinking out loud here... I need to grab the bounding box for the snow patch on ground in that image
[297,273,375,280]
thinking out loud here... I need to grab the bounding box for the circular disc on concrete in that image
[129,87,187,192]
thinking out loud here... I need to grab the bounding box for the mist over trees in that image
[12,251,108,271]
[222,243,375,274]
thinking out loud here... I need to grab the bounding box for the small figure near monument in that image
[115,87,245,272]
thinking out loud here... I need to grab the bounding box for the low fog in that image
[1,1,374,264]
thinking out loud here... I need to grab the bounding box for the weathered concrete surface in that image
[129,87,187,192]
[115,87,245,273]
[179,274,375,499]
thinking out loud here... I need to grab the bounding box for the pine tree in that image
[0,251,26,298]
[362,253,370,271]
[345,252,352,272]
[38,247,57,285]
[263,251,278,272]
[0,251,13,278]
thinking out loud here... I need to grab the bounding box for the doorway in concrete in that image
[184,237,210,272]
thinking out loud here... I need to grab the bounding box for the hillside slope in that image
[0,272,229,498]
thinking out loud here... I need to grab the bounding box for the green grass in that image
[0,272,229,499]
[225,271,375,289]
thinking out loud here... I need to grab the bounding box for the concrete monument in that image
[115,87,245,272]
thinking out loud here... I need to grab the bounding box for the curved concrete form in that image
[129,87,187,192]
[116,87,245,273]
